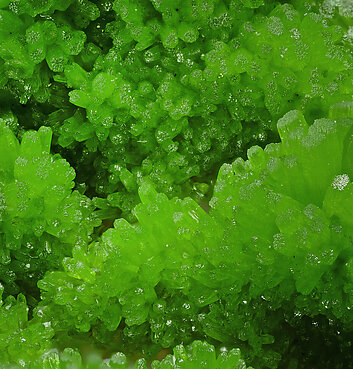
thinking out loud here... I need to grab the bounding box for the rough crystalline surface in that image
[0,0,353,368]
[1,1,352,220]
[0,123,100,296]
[36,104,353,368]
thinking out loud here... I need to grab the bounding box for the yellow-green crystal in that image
[0,0,353,368]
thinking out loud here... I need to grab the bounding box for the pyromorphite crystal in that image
[1,0,353,368]
[33,105,353,368]
[0,123,100,296]
[2,0,352,220]
[53,1,352,219]
[0,289,53,364]
[0,334,251,369]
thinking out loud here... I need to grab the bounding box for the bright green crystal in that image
[0,123,100,296]
[2,0,352,219]
[52,1,352,219]
[0,291,53,364]
[0,339,251,369]
[34,105,353,368]
[0,1,353,368]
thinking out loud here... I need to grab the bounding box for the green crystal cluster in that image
[52,0,353,219]
[2,0,353,220]
[33,103,353,368]
[0,122,100,296]
[0,0,353,368]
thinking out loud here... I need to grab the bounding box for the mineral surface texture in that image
[0,0,352,368]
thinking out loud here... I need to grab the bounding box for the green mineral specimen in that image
[0,289,53,364]
[52,1,352,219]
[152,341,252,369]
[0,339,251,369]
[0,0,353,368]
[35,105,353,368]
[0,123,100,296]
[2,0,351,220]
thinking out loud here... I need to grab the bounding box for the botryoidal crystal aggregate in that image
[0,0,353,368]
